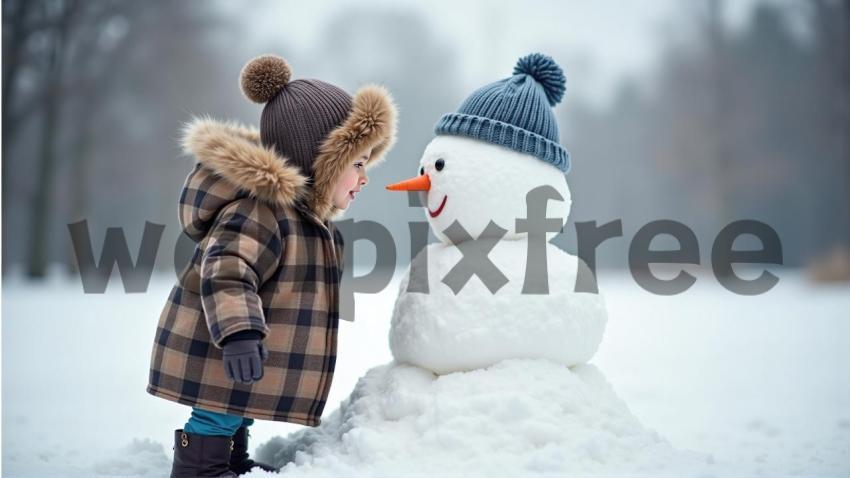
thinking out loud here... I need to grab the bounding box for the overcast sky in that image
[219,0,806,108]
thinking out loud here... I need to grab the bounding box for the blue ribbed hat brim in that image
[434,113,571,173]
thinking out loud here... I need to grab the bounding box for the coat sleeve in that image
[200,196,282,348]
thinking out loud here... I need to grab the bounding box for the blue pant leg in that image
[241,417,255,428]
[183,406,246,436]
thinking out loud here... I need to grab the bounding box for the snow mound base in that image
[254,359,716,477]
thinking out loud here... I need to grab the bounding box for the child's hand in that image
[222,339,267,385]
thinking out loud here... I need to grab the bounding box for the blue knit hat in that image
[434,52,570,173]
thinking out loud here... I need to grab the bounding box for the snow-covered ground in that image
[2,268,849,477]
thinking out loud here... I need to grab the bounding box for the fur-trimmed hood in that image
[176,84,397,241]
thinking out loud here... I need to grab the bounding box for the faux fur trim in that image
[180,117,308,209]
[307,84,398,221]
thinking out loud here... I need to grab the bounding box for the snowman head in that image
[387,52,573,244]
[390,135,571,244]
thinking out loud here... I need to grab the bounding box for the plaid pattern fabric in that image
[147,164,345,426]
[200,197,281,346]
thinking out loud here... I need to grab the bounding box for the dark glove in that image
[221,332,268,384]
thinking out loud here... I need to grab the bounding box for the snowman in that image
[384,52,607,375]
[256,54,714,477]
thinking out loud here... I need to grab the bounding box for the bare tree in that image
[24,0,82,278]
[812,0,850,248]
[705,0,734,236]
[3,0,229,278]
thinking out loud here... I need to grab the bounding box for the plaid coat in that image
[147,85,397,425]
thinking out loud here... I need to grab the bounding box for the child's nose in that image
[360,173,369,186]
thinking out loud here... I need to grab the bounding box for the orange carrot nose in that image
[386,174,431,191]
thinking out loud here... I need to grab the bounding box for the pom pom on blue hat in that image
[513,52,567,106]
[434,52,571,173]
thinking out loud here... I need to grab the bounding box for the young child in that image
[146,54,397,477]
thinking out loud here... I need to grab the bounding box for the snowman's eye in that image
[435,158,445,171]
[419,166,425,176]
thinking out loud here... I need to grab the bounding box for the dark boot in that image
[170,429,237,477]
[229,426,280,475]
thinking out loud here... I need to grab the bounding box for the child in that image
[146,54,397,477]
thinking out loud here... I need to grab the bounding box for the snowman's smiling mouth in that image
[428,195,447,218]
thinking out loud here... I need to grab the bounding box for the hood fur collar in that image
[180,84,397,222]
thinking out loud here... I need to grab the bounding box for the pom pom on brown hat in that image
[240,54,292,103]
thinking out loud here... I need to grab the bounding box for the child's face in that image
[331,147,372,210]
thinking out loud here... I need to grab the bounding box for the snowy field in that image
[2,267,849,477]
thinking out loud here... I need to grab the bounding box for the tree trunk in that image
[25,2,76,278]
[2,0,33,274]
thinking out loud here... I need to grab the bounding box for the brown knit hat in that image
[239,54,398,220]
